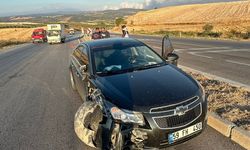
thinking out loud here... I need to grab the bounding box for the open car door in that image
[162,35,179,66]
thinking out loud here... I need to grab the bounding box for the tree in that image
[130,20,134,25]
[203,24,213,33]
[115,17,126,27]
[98,21,106,27]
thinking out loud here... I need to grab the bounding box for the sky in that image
[0,0,242,17]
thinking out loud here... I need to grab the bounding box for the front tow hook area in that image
[131,129,148,149]
[74,101,103,148]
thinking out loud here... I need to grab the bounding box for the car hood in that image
[32,35,45,38]
[95,65,200,113]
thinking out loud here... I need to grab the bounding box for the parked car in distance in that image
[71,37,207,149]
[69,28,75,35]
[32,28,47,43]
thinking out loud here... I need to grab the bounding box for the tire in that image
[61,38,65,43]
[70,69,76,90]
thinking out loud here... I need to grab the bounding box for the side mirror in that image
[166,53,179,66]
[79,65,87,75]
[162,35,174,59]
[79,65,87,80]
[162,35,179,66]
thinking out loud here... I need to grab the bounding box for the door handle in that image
[76,72,80,77]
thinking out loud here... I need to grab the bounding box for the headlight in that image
[195,79,206,102]
[110,107,145,125]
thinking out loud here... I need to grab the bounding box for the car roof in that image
[33,28,45,31]
[82,38,144,51]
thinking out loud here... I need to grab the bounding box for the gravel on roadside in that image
[188,72,250,131]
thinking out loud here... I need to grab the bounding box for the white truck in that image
[47,24,66,44]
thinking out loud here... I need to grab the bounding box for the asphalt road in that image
[0,35,245,150]
[126,34,250,88]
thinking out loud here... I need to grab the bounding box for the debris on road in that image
[188,72,250,131]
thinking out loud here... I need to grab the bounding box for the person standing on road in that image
[91,27,102,40]
[101,27,110,38]
[121,25,129,38]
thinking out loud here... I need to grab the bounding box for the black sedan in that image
[70,37,207,149]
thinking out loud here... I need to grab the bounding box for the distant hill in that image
[0,9,142,24]
[125,1,250,33]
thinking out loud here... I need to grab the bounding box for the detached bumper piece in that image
[74,101,103,148]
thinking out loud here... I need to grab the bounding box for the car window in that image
[93,45,164,75]
[73,45,89,66]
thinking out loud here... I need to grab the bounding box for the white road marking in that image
[172,41,210,47]
[186,49,249,59]
[226,60,250,67]
[198,49,250,53]
[175,47,230,51]
[151,46,161,49]
[138,38,159,42]
[189,52,213,59]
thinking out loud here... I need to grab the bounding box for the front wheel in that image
[61,38,65,43]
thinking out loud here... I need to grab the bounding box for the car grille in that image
[150,96,202,129]
[153,104,201,129]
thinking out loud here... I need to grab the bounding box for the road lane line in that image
[172,42,203,47]
[200,49,250,53]
[189,52,213,59]
[175,47,230,51]
[226,60,250,67]
[151,46,161,49]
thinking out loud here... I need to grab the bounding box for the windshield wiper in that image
[97,63,165,76]
[133,63,164,71]
[97,69,129,76]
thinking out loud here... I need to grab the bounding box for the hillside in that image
[0,9,142,24]
[126,1,250,33]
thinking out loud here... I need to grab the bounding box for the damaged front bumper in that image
[74,101,207,149]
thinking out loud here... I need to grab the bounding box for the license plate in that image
[168,122,202,144]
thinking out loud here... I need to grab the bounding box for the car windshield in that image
[93,45,165,76]
[48,30,60,36]
[33,31,43,36]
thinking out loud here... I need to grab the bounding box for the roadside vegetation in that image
[0,40,26,49]
[0,23,45,29]
[0,27,44,49]
[68,22,114,31]
[127,23,250,40]
[188,71,250,131]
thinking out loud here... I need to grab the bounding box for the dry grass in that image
[0,28,35,42]
[126,1,250,33]
[188,72,250,131]
[0,27,46,48]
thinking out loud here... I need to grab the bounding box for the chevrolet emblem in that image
[175,105,188,116]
